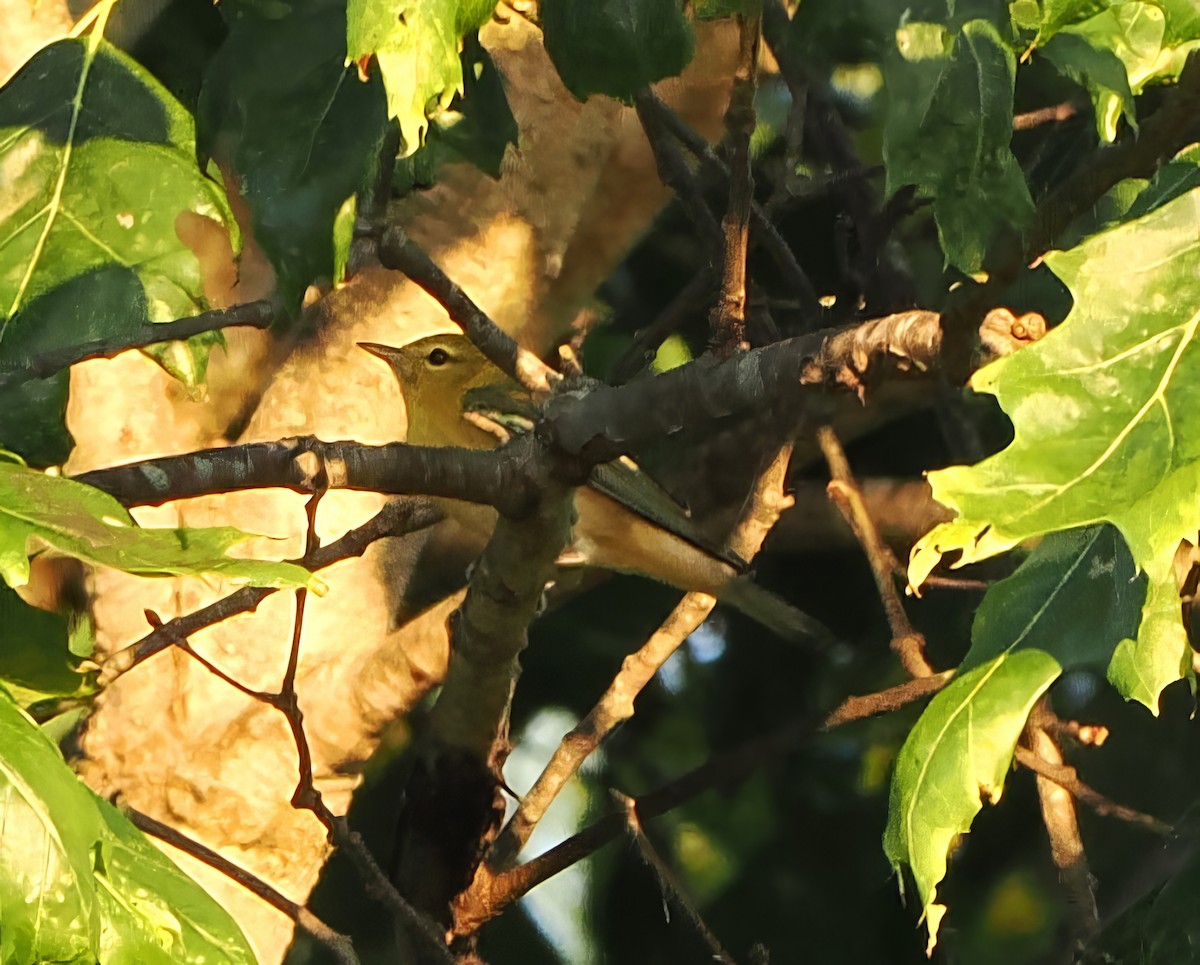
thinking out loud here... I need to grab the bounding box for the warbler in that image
[360,334,827,644]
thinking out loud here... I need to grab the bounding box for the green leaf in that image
[0,691,255,964]
[0,39,238,380]
[92,797,256,964]
[909,186,1200,710]
[198,0,389,307]
[332,194,357,287]
[1125,143,1200,219]
[1035,0,1120,42]
[393,36,518,192]
[0,372,73,468]
[540,0,696,103]
[343,0,495,156]
[883,19,1034,272]
[696,0,752,18]
[1034,1,1200,136]
[0,459,311,590]
[1041,30,1136,141]
[886,526,1143,953]
[0,583,96,711]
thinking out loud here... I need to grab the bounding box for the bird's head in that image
[359,334,491,400]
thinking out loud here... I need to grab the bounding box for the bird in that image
[360,333,829,645]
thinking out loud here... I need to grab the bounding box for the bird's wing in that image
[589,459,748,573]
[463,382,748,573]
[462,381,538,435]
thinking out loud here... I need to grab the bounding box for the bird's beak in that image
[357,341,397,363]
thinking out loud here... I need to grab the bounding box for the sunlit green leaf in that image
[887,526,1143,952]
[540,0,695,103]
[883,19,1033,271]
[0,692,255,964]
[345,0,495,155]
[1042,30,1136,141]
[0,460,311,590]
[1034,1,1200,139]
[0,36,239,459]
[910,186,1200,710]
[393,36,517,192]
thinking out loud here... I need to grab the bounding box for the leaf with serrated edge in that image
[0,460,312,590]
[0,692,255,963]
[888,526,1142,952]
[909,186,1200,711]
[345,0,494,155]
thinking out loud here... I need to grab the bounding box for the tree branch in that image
[454,672,949,935]
[377,224,556,392]
[98,499,441,686]
[391,475,575,922]
[74,436,542,515]
[1013,746,1171,836]
[710,9,760,356]
[615,791,739,965]
[633,91,724,260]
[75,308,1031,518]
[818,427,934,677]
[1023,700,1100,945]
[0,300,278,392]
[638,91,821,324]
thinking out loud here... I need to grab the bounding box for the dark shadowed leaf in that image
[540,0,695,103]
[883,18,1033,271]
[198,0,389,308]
[0,583,95,711]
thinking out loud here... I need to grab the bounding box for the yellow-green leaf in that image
[910,186,1200,710]
[888,526,1143,952]
[0,460,310,590]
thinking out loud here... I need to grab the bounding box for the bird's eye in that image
[427,347,450,367]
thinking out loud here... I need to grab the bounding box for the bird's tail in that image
[717,577,833,647]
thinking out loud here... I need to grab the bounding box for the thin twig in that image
[821,672,952,729]
[634,91,724,260]
[377,224,556,392]
[0,300,278,392]
[98,499,442,686]
[615,791,739,965]
[1013,746,1171,836]
[150,486,457,963]
[640,91,821,324]
[1022,699,1100,943]
[817,427,934,677]
[1013,102,1078,130]
[610,269,716,384]
[710,10,761,355]
[454,672,946,935]
[482,446,793,871]
[127,807,360,965]
[330,816,458,965]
